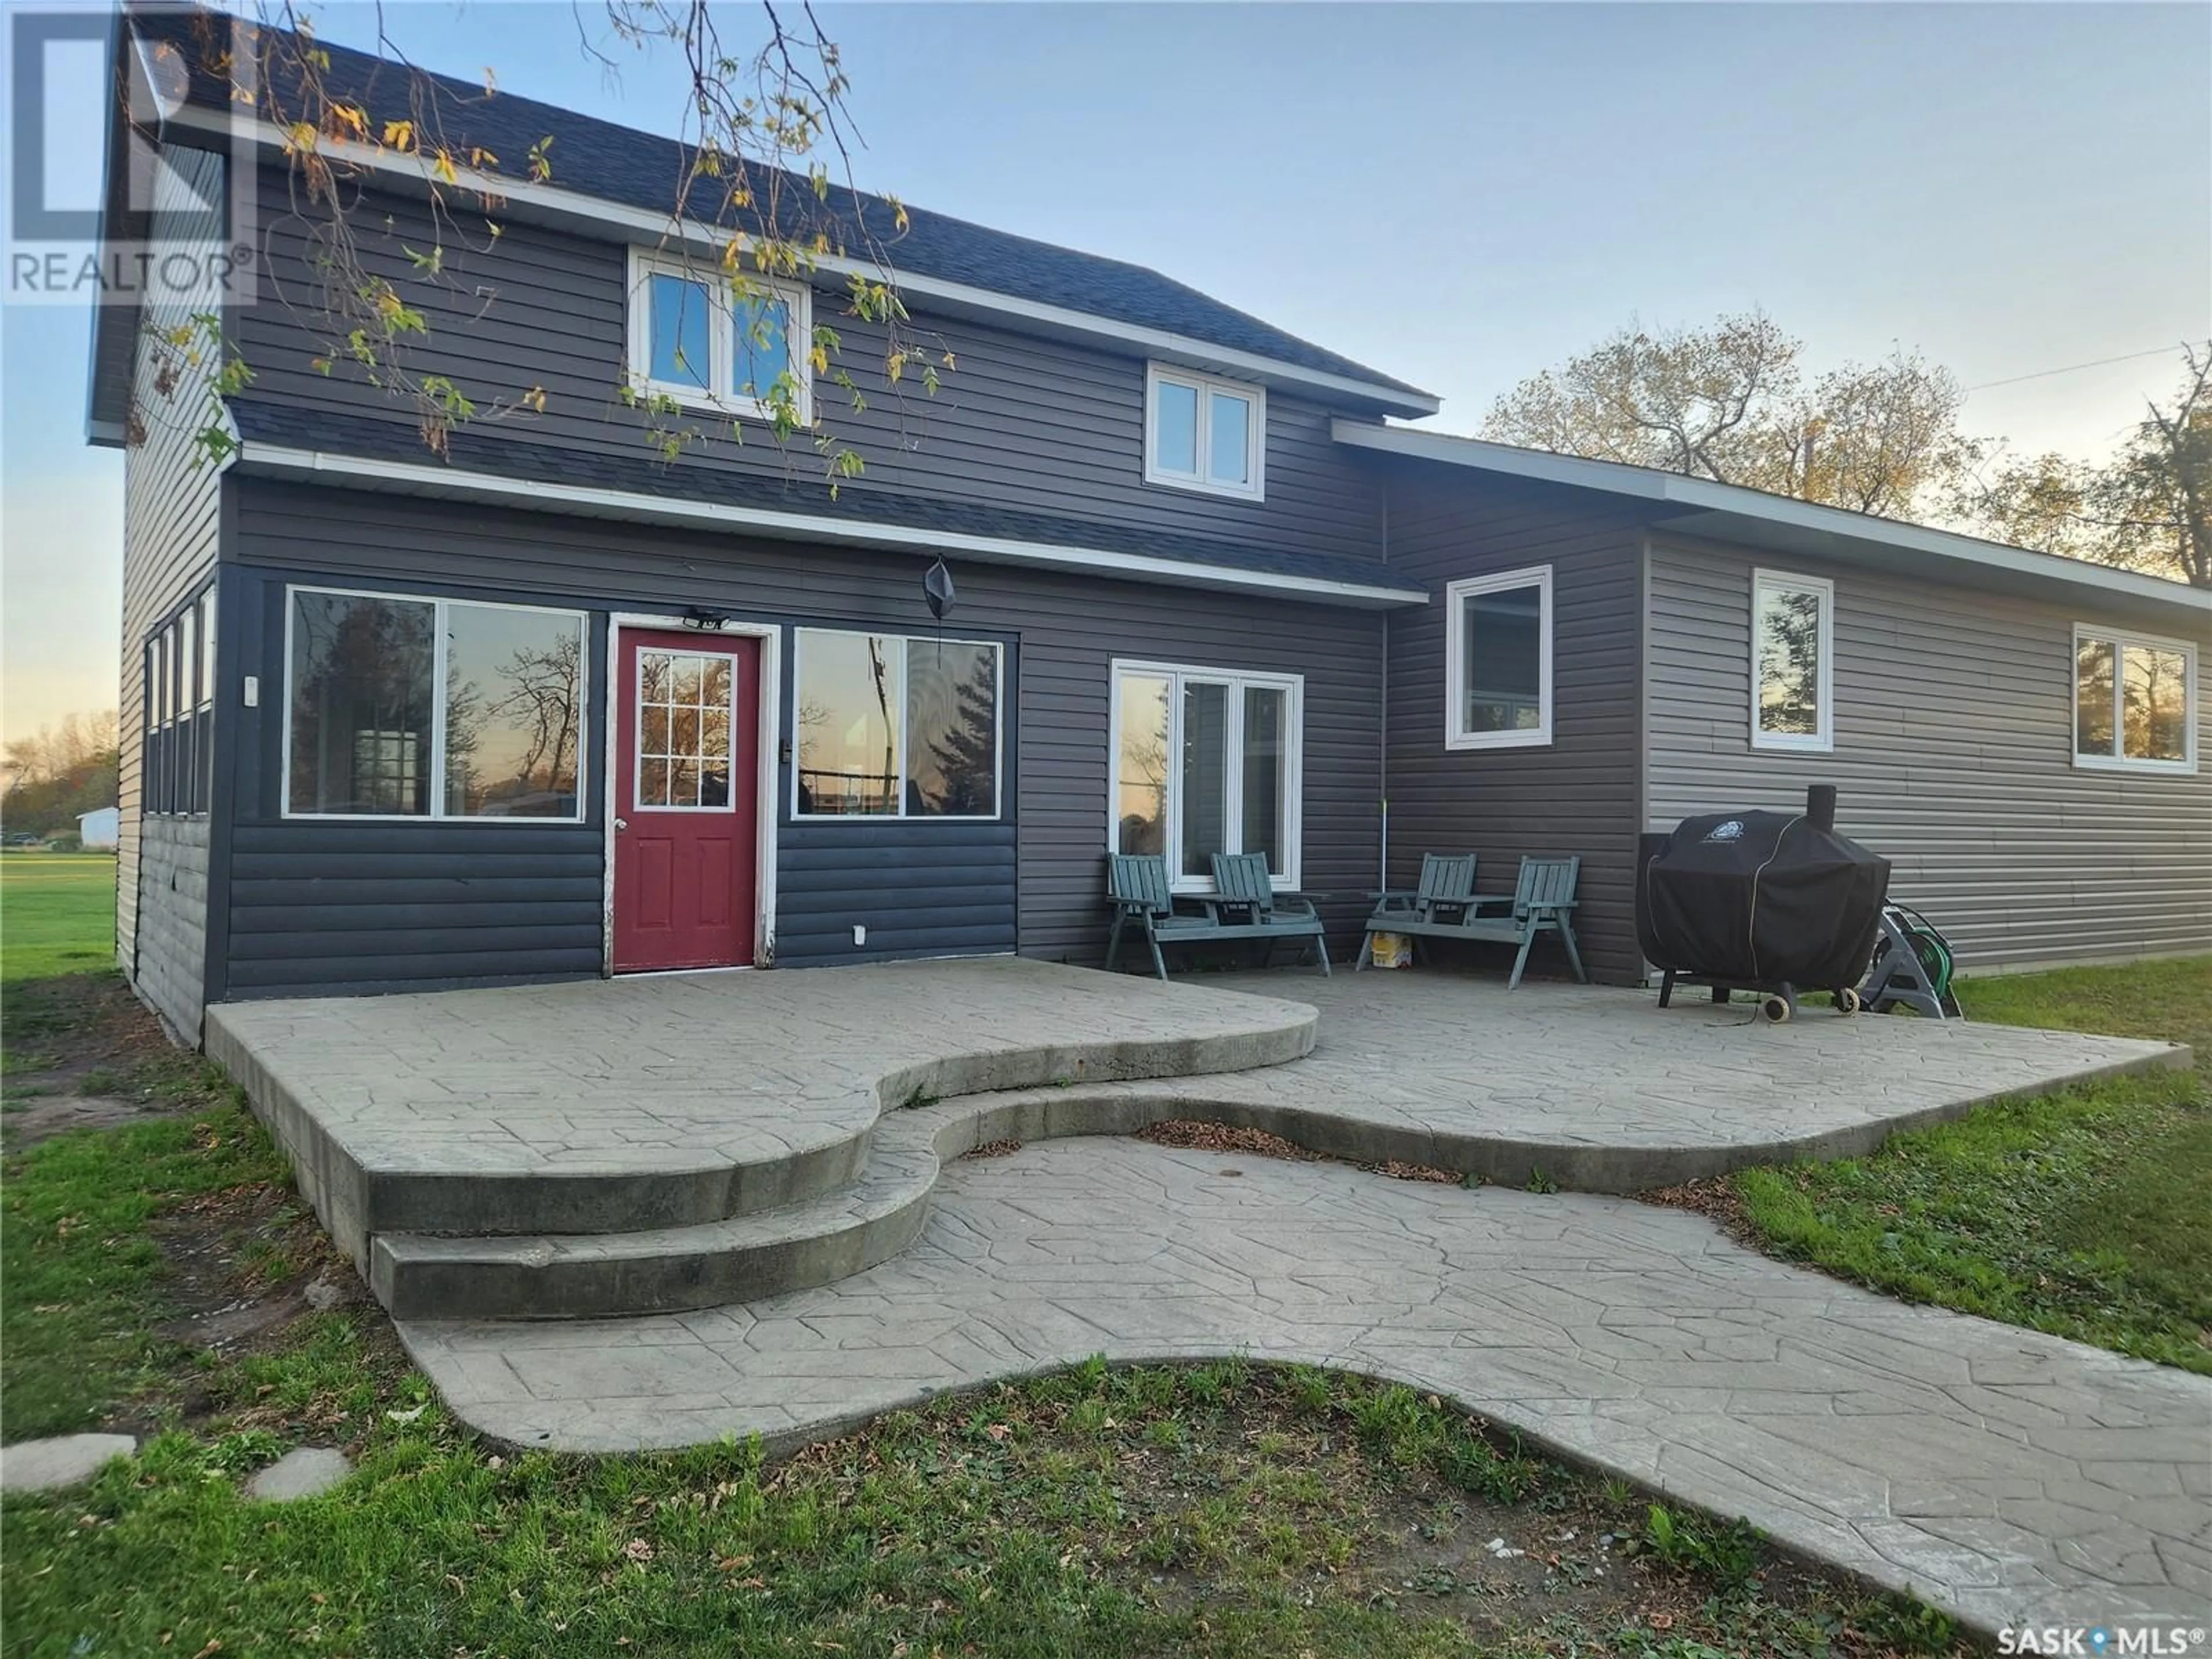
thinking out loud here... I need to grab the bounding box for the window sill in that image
[1749,734,1835,755]
[628,377,807,427]
[1445,730,1552,752]
[2072,753,2198,777]
[1142,467,1264,503]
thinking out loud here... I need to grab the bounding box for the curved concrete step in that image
[371,1145,941,1320]
[366,1082,1460,1320]
[208,960,1319,1260]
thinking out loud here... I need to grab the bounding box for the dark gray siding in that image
[1377,467,1646,983]
[778,823,1017,966]
[236,174,1385,563]
[1645,536,2212,968]
[218,476,1385,993]
[137,819,211,1033]
[118,144,226,1034]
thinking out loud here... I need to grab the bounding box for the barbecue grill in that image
[1635,785,1891,1023]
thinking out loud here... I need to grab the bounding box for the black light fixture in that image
[683,605,734,631]
[922,557,956,621]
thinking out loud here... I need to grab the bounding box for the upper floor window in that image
[1750,569,1834,752]
[2074,625,2197,772]
[1145,364,1264,500]
[1445,566,1552,750]
[285,586,588,821]
[1110,661,1301,891]
[626,249,812,425]
[794,629,1004,819]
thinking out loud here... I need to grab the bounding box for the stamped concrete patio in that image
[207,958,2204,1638]
[206,960,2188,1323]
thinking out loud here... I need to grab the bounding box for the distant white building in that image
[76,806,120,850]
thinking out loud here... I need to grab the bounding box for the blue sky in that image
[3,1,2207,743]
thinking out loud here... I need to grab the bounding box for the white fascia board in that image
[1335,419,2212,623]
[234,442,1429,609]
[160,103,1438,418]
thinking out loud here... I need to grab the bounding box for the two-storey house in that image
[89,14,2210,1043]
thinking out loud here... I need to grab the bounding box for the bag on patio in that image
[1369,931,1412,969]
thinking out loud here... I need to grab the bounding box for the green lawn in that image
[1729,955,2212,1373]
[0,866,1962,1657]
[1,853,118,983]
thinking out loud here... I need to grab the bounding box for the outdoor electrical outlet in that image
[852,924,867,946]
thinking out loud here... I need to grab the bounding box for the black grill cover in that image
[1638,810,1891,990]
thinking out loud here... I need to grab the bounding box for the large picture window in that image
[285,588,588,820]
[626,248,810,424]
[1750,569,1834,752]
[793,630,1003,819]
[1444,566,1552,749]
[2074,625,2196,772]
[1109,661,1301,890]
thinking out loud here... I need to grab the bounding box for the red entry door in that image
[612,630,762,972]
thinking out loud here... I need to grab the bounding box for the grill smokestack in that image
[1806,784,1836,833]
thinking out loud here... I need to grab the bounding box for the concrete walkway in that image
[402,1138,2212,1639]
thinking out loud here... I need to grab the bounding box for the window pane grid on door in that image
[636,650,737,810]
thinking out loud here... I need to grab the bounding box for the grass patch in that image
[1724,956,2211,1373]
[0,971,1962,1657]
[1,853,118,983]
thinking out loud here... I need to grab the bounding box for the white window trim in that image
[790,628,1007,822]
[2071,622,2199,775]
[625,248,813,426]
[280,584,591,824]
[1444,565,1554,751]
[1106,659,1304,893]
[1142,363,1266,501]
[1749,568,1836,754]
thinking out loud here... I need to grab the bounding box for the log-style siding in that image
[214,476,1387,998]
[1643,536,2212,968]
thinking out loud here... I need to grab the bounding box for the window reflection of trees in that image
[1115,675,1169,857]
[795,632,1002,818]
[288,592,585,819]
[288,593,435,815]
[1757,585,1824,736]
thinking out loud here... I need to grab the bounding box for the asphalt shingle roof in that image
[228,399,1429,601]
[140,12,1430,403]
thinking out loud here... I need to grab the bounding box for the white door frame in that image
[603,613,782,973]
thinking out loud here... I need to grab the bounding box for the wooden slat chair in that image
[1104,852,1332,979]
[1356,853,1479,971]
[1207,852,1331,976]
[1461,855,1588,988]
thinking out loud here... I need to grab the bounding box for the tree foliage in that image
[1958,344,2212,589]
[133,1,949,488]
[2,713,121,837]
[1482,309,1979,520]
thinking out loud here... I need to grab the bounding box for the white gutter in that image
[236,442,1430,609]
[1335,420,2212,622]
[158,101,1440,418]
